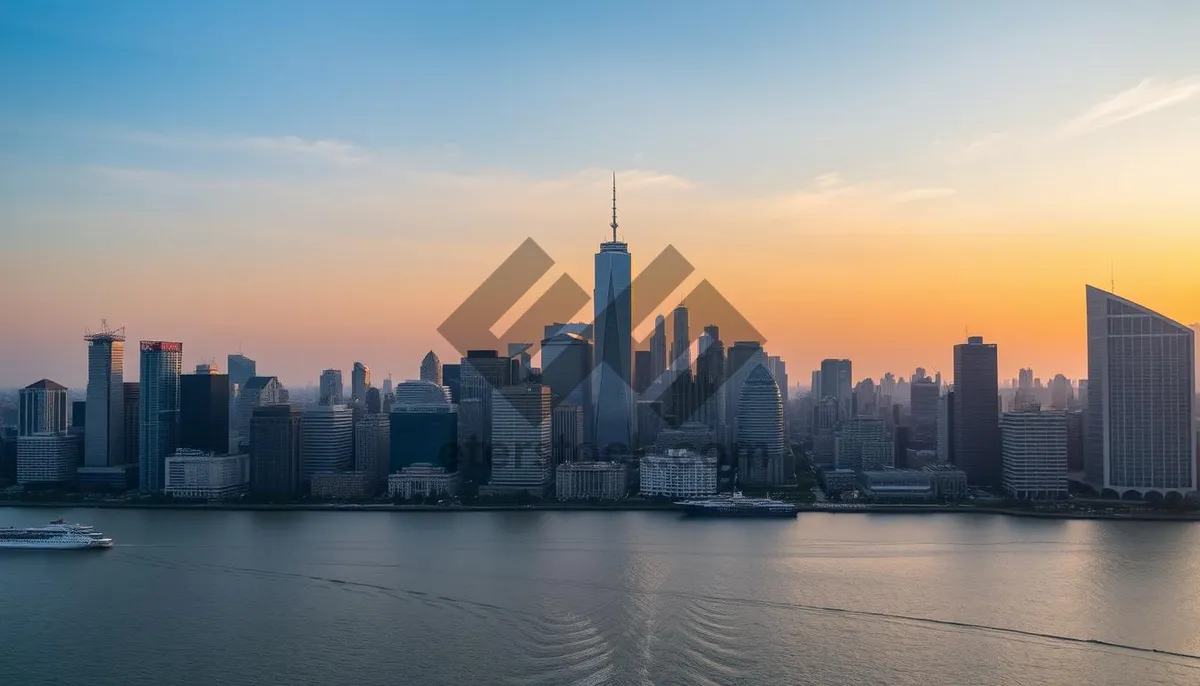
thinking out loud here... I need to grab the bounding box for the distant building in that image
[71,400,86,429]
[351,362,371,403]
[227,354,256,398]
[556,462,627,500]
[640,449,718,498]
[633,350,653,395]
[540,332,592,437]
[766,355,789,409]
[420,351,442,384]
[819,359,853,419]
[1085,286,1196,497]
[309,471,373,499]
[593,214,634,456]
[388,464,459,500]
[301,404,354,481]
[17,432,80,486]
[139,341,183,492]
[487,384,552,496]
[637,400,665,450]
[163,449,248,499]
[1001,410,1068,500]
[249,404,303,496]
[319,369,344,405]
[736,364,787,486]
[365,386,382,414]
[937,389,955,464]
[820,468,859,495]
[123,382,139,470]
[725,342,767,445]
[508,343,533,383]
[1065,410,1084,472]
[84,325,126,468]
[909,377,939,445]
[180,367,230,454]
[835,418,892,471]
[695,327,725,435]
[230,376,284,453]
[953,336,1000,487]
[921,464,969,499]
[441,363,461,403]
[552,402,584,464]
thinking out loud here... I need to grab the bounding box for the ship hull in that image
[0,540,111,550]
[681,506,797,518]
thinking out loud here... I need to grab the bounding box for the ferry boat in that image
[676,492,798,518]
[0,519,113,550]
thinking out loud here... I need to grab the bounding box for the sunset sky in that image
[2,1,1199,388]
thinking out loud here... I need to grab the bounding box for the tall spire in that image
[610,172,618,242]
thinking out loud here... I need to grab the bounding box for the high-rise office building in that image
[853,378,877,417]
[441,363,461,403]
[1049,374,1072,410]
[230,376,284,453]
[694,327,725,435]
[17,432,81,486]
[633,350,653,395]
[1001,410,1068,500]
[736,364,786,486]
[365,386,382,414]
[227,353,256,397]
[489,384,552,495]
[1085,286,1196,496]
[650,315,667,385]
[725,341,766,445]
[420,351,442,384]
[319,369,344,406]
[123,382,139,470]
[354,413,390,491]
[552,402,584,464]
[180,365,230,454]
[819,359,853,419]
[540,332,592,440]
[910,377,939,445]
[508,343,533,383]
[351,362,371,403]
[390,380,457,473]
[953,336,1000,487]
[937,389,955,464]
[19,379,68,436]
[138,342,183,487]
[835,417,892,471]
[138,341,183,491]
[84,324,125,468]
[593,178,634,455]
[301,404,354,481]
[249,404,303,496]
[766,356,789,409]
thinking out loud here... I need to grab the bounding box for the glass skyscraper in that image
[139,340,183,491]
[592,181,634,454]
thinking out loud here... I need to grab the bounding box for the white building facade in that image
[163,449,248,499]
[1001,411,1068,500]
[555,461,627,500]
[388,464,460,500]
[640,449,718,498]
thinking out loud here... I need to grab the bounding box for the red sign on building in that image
[141,341,183,353]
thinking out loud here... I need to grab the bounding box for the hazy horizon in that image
[4,2,1200,388]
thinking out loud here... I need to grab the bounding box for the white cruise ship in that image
[0,520,113,550]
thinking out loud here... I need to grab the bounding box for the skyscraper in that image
[910,376,939,445]
[420,351,442,384]
[319,369,344,406]
[84,324,125,467]
[123,382,139,469]
[669,304,694,425]
[139,341,183,492]
[552,402,584,464]
[301,404,354,481]
[694,327,725,434]
[441,363,461,403]
[725,341,766,446]
[736,364,786,486]
[390,381,457,473]
[819,359,853,419]
[489,384,553,496]
[540,332,592,431]
[937,388,955,464]
[633,350,653,395]
[180,365,230,454]
[766,356,789,409]
[351,362,371,403]
[230,376,285,453]
[592,177,634,455]
[227,353,256,397]
[1085,285,1196,496]
[354,413,390,492]
[953,336,1000,487]
[19,379,68,436]
[650,315,667,383]
[250,404,303,496]
[1001,409,1068,500]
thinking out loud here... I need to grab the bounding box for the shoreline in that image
[2,500,1199,521]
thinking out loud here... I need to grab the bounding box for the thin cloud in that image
[1060,76,1200,137]
[962,131,1009,156]
[890,187,957,203]
[121,129,369,164]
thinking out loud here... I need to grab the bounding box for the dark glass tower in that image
[180,369,231,454]
[953,336,1000,487]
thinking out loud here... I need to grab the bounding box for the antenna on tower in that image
[1110,261,1115,293]
[610,172,618,242]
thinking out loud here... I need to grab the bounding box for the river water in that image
[2,508,1199,685]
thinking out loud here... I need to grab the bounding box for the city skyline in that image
[4,3,1200,387]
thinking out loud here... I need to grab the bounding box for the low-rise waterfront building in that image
[388,464,460,500]
[820,468,859,495]
[163,449,248,499]
[922,464,969,499]
[309,470,373,499]
[639,449,717,498]
[858,469,935,502]
[17,432,80,487]
[555,461,627,500]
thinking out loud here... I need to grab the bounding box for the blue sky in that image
[2,2,1199,387]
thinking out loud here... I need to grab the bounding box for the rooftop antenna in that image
[610,172,618,242]
[1110,261,1115,293]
